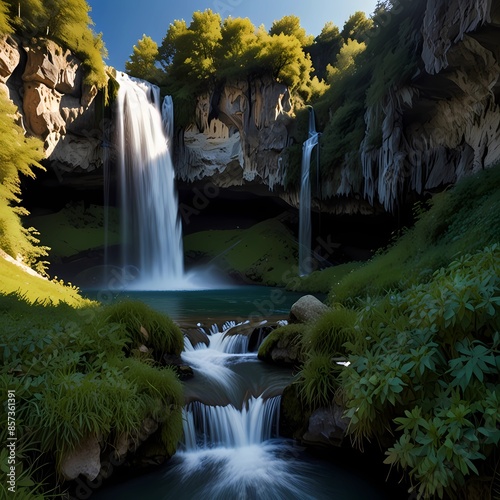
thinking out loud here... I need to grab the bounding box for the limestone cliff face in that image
[0,35,105,174]
[179,0,500,214]
[356,0,500,212]
[176,77,293,191]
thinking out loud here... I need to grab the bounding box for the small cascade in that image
[182,396,281,450]
[298,107,320,277]
[114,72,183,289]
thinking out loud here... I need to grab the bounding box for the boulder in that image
[60,435,101,481]
[289,295,329,324]
[303,404,349,447]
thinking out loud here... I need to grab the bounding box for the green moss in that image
[104,300,184,358]
[28,203,120,261]
[286,262,362,293]
[258,323,307,362]
[184,217,298,286]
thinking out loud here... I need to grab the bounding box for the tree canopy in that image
[268,15,314,47]
[125,34,162,83]
[0,90,47,271]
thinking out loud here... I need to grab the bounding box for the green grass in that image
[328,164,500,303]
[28,203,120,260]
[0,293,184,495]
[286,262,363,293]
[0,253,89,306]
[184,217,298,286]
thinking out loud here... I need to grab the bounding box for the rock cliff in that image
[175,77,293,191]
[178,0,500,214]
[0,35,105,175]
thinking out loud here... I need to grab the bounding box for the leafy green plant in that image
[341,245,500,497]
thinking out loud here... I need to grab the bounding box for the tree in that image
[269,15,313,47]
[0,0,12,34]
[326,38,366,82]
[307,21,343,80]
[125,34,162,83]
[0,90,47,270]
[341,11,373,43]
[216,16,259,78]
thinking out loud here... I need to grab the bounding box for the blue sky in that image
[87,0,379,70]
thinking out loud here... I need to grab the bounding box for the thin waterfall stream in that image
[299,107,320,277]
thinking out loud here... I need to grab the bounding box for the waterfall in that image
[298,107,320,277]
[182,396,281,450]
[114,72,183,289]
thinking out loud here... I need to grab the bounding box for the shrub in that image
[303,306,357,356]
[104,300,184,358]
[298,354,342,409]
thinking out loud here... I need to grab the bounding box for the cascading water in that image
[93,314,394,499]
[115,72,183,289]
[298,107,320,277]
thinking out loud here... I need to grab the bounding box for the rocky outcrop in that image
[336,0,500,212]
[0,36,105,173]
[302,404,349,447]
[176,77,292,191]
[178,0,500,214]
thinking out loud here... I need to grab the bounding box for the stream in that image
[91,288,400,499]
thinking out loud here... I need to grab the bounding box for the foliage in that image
[303,306,357,357]
[158,10,321,123]
[104,300,184,359]
[341,11,373,43]
[125,34,162,83]
[326,38,366,82]
[0,0,12,33]
[0,294,184,495]
[268,15,314,47]
[0,90,47,272]
[342,246,500,497]
[3,0,107,87]
[306,21,343,81]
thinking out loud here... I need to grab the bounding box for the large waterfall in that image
[298,107,320,277]
[115,72,183,289]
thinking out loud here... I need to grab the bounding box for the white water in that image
[93,317,390,499]
[115,72,184,289]
[298,107,320,277]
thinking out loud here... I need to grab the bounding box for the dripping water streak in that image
[299,107,319,277]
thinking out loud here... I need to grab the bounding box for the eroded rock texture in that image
[0,36,104,173]
[177,0,500,214]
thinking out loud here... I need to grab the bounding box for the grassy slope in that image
[184,217,298,286]
[28,203,120,260]
[0,255,89,306]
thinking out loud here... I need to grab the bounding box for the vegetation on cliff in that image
[283,164,500,499]
[0,0,107,86]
